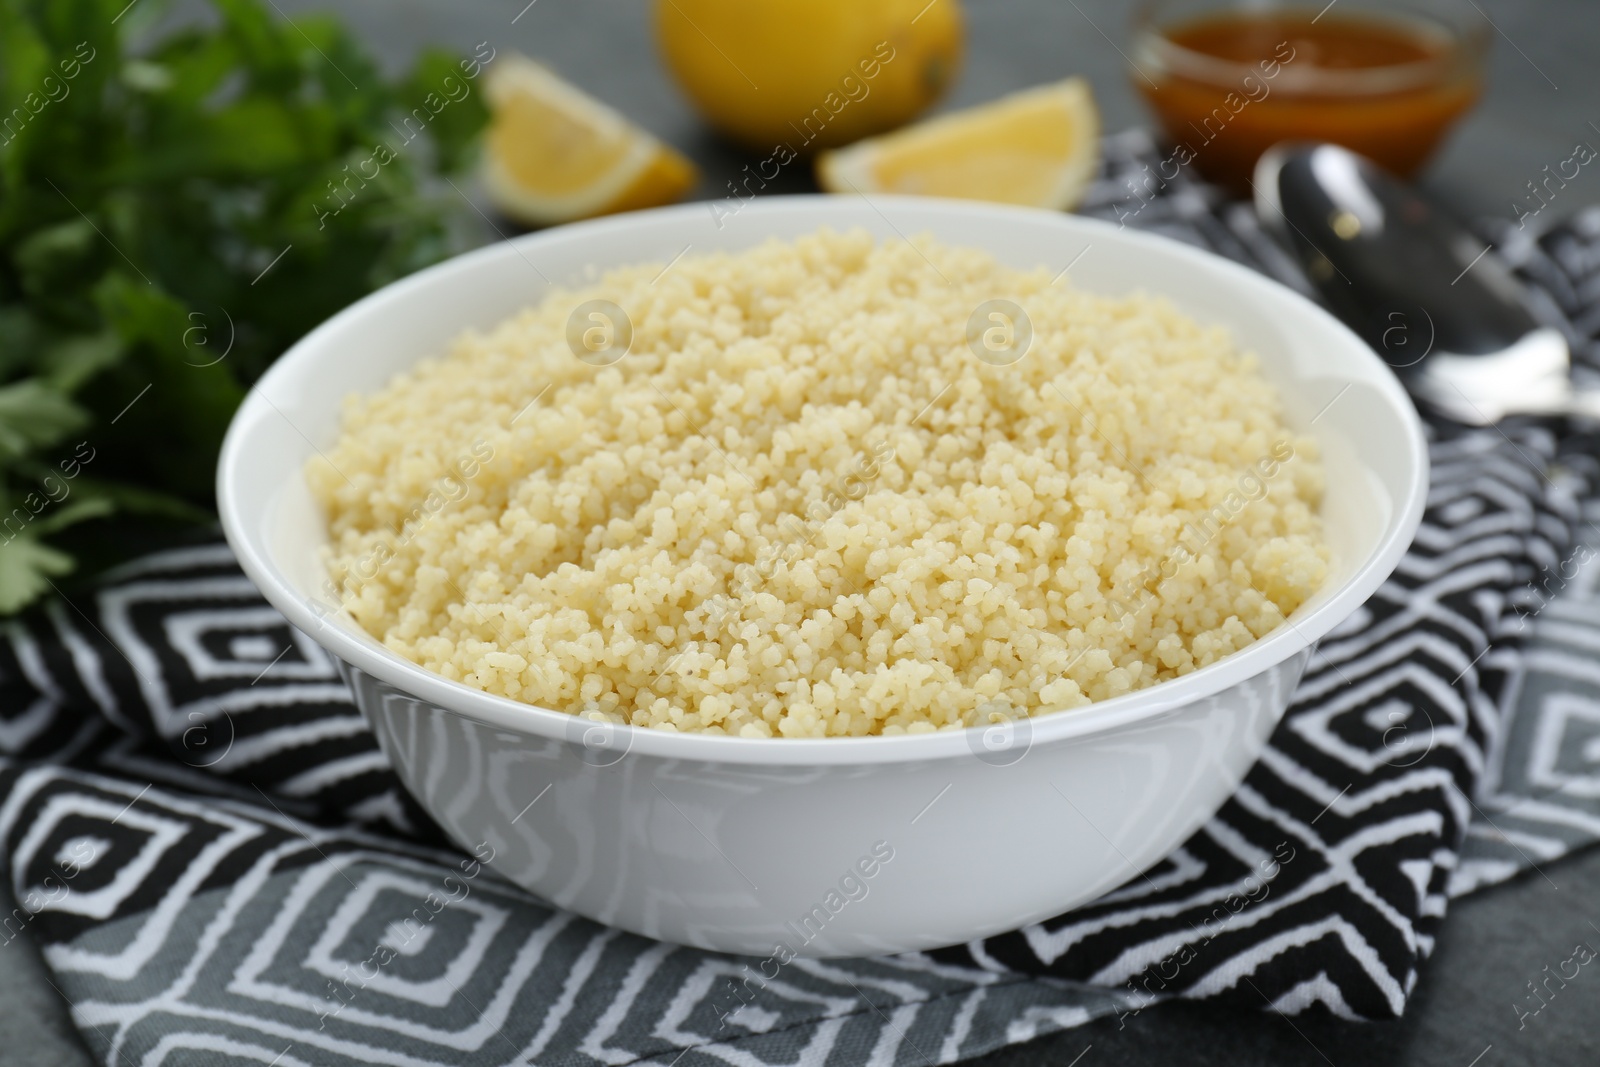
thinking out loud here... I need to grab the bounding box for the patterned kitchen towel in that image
[4,131,1600,1066]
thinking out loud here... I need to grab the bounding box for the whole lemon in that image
[654,0,964,152]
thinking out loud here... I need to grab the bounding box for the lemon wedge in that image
[816,78,1100,210]
[482,55,698,226]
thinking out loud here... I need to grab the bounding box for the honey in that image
[1136,10,1485,190]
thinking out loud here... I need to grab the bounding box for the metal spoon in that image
[1252,142,1600,425]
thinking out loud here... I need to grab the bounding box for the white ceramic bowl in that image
[218,196,1427,958]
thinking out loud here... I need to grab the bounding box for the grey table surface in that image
[5,1,1600,1064]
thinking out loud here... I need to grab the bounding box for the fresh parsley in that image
[0,0,491,612]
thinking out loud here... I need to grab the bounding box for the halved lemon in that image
[816,78,1100,210]
[482,55,699,226]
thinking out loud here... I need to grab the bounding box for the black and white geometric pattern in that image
[0,542,441,840]
[4,133,1600,1065]
[1453,492,1600,894]
[2,761,1140,1066]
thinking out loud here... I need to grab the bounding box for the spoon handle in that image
[1558,390,1600,422]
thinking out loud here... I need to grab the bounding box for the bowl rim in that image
[217,194,1429,767]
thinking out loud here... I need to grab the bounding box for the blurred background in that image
[3,0,1599,1063]
[284,0,1595,214]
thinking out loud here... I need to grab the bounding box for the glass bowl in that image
[1130,0,1490,190]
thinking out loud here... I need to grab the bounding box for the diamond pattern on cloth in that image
[5,133,1600,1064]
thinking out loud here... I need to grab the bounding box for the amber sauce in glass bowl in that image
[1133,5,1488,190]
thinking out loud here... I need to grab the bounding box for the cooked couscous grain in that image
[311,229,1327,737]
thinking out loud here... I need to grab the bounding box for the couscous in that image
[311,229,1327,737]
